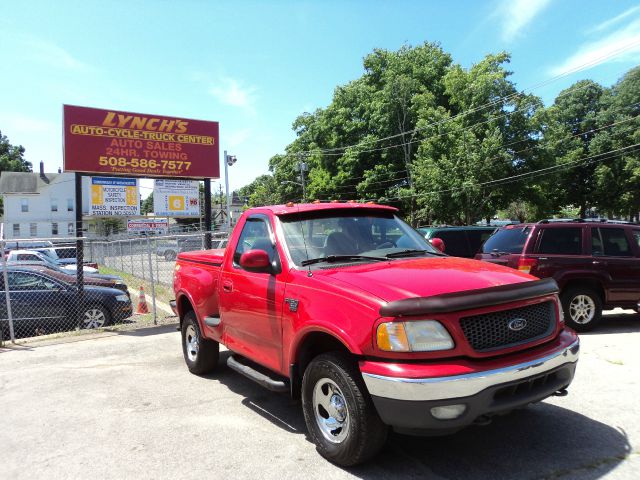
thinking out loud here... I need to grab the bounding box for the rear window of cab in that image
[482,227,531,254]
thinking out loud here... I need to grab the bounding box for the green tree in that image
[542,80,606,217]
[591,66,640,219]
[141,193,153,215]
[237,174,282,207]
[0,130,32,215]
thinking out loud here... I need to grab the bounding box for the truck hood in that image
[313,256,534,304]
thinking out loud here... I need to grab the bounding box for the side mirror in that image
[239,249,272,273]
[430,237,446,253]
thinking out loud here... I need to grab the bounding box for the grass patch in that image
[99,265,174,306]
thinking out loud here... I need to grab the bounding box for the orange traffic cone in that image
[136,286,149,314]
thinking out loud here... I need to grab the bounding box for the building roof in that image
[0,172,61,194]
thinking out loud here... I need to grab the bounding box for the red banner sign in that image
[63,105,219,179]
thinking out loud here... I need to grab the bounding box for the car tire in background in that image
[181,310,219,374]
[164,250,177,261]
[301,352,388,467]
[561,287,603,332]
[81,304,111,329]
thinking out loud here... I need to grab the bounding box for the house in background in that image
[0,162,91,239]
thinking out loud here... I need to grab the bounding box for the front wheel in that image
[81,305,111,329]
[561,287,603,332]
[302,352,388,467]
[181,311,219,374]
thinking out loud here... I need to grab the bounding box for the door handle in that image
[223,280,233,292]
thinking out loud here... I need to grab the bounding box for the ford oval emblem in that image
[508,318,527,331]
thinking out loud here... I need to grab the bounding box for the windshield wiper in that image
[300,254,387,266]
[385,249,445,258]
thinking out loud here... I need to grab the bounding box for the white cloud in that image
[588,5,640,34]
[549,18,640,76]
[209,77,257,111]
[497,0,553,42]
[26,38,90,71]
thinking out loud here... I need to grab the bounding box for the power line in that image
[322,113,639,193]
[370,142,640,203]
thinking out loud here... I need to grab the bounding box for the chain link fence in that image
[1,224,227,344]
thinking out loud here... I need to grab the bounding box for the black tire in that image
[301,352,388,467]
[81,304,111,329]
[561,286,603,332]
[181,310,219,374]
[165,250,177,261]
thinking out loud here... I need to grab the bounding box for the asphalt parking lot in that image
[1,311,639,480]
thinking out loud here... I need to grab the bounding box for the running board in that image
[227,355,289,393]
[204,316,221,327]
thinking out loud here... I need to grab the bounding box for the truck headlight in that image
[115,294,130,302]
[377,320,454,352]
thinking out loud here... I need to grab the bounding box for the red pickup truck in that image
[172,202,579,466]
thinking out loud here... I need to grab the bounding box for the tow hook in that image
[474,415,492,426]
[552,388,569,397]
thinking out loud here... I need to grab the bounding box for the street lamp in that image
[224,151,237,233]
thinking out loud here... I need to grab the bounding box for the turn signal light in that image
[377,322,410,352]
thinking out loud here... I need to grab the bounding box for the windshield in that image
[280,211,438,266]
[482,227,531,254]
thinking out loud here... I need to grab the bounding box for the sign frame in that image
[63,104,220,179]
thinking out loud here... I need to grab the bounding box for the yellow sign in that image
[168,195,185,211]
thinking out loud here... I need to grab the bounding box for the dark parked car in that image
[418,226,496,258]
[18,265,129,296]
[475,220,640,331]
[1,267,133,339]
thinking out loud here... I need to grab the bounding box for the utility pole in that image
[298,160,308,201]
[224,151,237,233]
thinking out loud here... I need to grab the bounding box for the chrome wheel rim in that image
[185,325,199,362]
[83,308,106,329]
[569,295,596,324]
[312,378,350,443]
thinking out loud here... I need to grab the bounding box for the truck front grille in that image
[459,301,555,352]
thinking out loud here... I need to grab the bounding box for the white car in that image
[6,250,98,274]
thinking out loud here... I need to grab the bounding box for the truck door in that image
[220,214,287,374]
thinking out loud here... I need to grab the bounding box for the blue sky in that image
[2,0,640,197]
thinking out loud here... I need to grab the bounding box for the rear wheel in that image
[561,287,603,332]
[302,352,388,466]
[181,310,219,374]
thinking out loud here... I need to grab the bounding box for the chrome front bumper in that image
[362,339,580,402]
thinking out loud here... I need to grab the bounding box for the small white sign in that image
[90,177,140,216]
[127,219,169,234]
[153,179,200,217]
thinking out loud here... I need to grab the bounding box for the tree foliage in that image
[0,130,32,216]
[238,45,640,223]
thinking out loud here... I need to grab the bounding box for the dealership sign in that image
[63,105,220,179]
[127,219,169,234]
[90,177,140,216]
[153,179,200,217]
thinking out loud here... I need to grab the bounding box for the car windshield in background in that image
[280,211,439,266]
[482,227,531,254]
